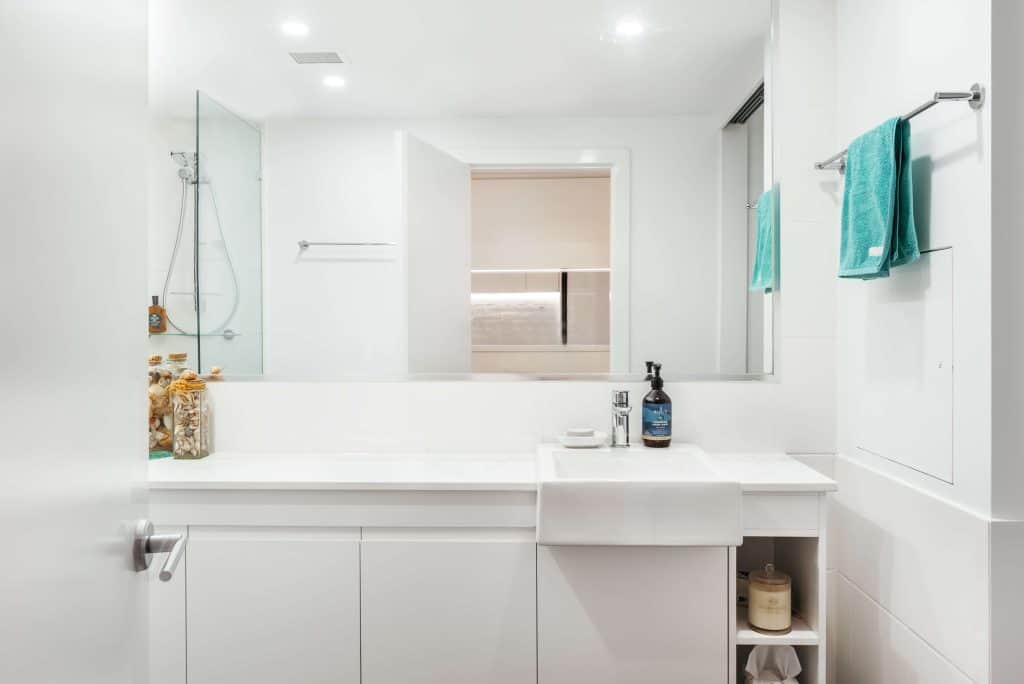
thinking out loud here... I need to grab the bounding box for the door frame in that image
[448,147,631,373]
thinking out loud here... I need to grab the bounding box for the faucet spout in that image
[611,390,631,447]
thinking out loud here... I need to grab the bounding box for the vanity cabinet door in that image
[148,525,187,684]
[361,530,537,684]
[538,546,729,684]
[185,527,361,684]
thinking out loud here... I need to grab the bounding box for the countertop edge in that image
[147,480,539,492]
[147,450,838,494]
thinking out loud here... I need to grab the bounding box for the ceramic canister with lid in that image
[748,562,792,633]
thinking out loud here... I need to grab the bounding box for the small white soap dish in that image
[558,428,608,449]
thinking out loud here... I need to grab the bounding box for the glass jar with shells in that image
[169,369,210,459]
[147,355,173,458]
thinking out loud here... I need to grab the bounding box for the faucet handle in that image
[612,389,630,408]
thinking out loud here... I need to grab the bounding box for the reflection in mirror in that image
[146,0,773,379]
[470,170,611,374]
[719,85,772,375]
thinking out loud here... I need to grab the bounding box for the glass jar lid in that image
[750,562,791,586]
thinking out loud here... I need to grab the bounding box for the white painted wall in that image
[263,115,730,376]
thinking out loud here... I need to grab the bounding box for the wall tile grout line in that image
[835,570,979,683]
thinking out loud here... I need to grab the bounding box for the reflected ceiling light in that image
[615,19,645,38]
[323,75,346,88]
[281,21,309,37]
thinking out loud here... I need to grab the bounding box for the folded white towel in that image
[744,644,802,684]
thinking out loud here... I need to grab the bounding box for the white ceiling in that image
[149,0,768,121]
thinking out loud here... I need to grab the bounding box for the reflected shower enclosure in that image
[150,92,263,374]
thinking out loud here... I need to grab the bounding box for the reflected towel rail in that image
[814,83,985,173]
[298,240,397,249]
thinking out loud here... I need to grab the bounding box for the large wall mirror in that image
[147,1,774,379]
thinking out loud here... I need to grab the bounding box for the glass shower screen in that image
[194,91,263,374]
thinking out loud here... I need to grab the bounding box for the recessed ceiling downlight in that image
[615,19,645,38]
[281,21,309,37]
[323,75,346,88]
[290,51,344,64]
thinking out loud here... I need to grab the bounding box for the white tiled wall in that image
[831,573,974,684]
[831,457,989,683]
[207,377,829,455]
[830,1,1015,682]
[835,0,992,518]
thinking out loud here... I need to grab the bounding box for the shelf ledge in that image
[736,605,819,646]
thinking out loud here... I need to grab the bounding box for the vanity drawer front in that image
[742,493,821,536]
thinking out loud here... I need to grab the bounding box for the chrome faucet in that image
[611,390,631,447]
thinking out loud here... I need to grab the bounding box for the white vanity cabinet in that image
[147,451,834,684]
[360,529,537,684]
[538,545,729,684]
[184,526,361,684]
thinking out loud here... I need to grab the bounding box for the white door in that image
[0,2,150,682]
[399,132,472,373]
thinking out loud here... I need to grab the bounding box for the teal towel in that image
[749,186,778,292]
[839,117,919,278]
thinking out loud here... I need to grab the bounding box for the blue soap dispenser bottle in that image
[642,362,672,448]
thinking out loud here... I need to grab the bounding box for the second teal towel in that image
[839,117,919,279]
[750,186,778,292]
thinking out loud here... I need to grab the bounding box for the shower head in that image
[170,151,196,181]
[170,151,192,166]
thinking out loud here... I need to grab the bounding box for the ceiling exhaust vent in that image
[289,51,344,64]
[728,82,764,124]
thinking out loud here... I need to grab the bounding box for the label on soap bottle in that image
[642,403,672,440]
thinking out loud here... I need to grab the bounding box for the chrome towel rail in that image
[298,240,397,249]
[814,83,985,173]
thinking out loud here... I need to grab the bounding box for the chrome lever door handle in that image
[133,520,185,582]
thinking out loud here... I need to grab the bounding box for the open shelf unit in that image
[731,529,827,684]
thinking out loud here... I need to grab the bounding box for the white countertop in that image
[148,449,835,493]
[708,452,837,493]
[148,451,538,491]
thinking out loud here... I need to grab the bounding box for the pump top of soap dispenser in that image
[645,361,655,381]
[649,363,664,389]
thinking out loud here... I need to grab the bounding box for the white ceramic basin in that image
[536,444,742,546]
